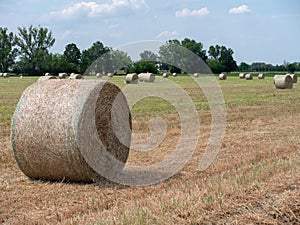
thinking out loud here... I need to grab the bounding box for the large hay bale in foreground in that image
[58,73,67,79]
[11,80,131,182]
[125,73,138,84]
[258,73,265,79]
[38,75,57,82]
[69,74,83,79]
[138,73,155,82]
[219,73,227,80]
[245,73,253,80]
[274,74,293,89]
[239,73,245,79]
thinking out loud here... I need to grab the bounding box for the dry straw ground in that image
[0,75,299,224]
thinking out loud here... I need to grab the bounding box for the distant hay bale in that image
[245,74,253,80]
[289,74,297,83]
[3,73,9,78]
[172,73,177,77]
[258,73,265,79]
[274,74,293,89]
[58,73,67,79]
[194,73,199,77]
[11,80,131,182]
[38,76,57,82]
[239,73,245,79]
[0,73,3,77]
[69,74,83,79]
[107,73,113,77]
[125,73,138,84]
[162,73,169,78]
[45,73,51,76]
[96,73,103,78]
[219,73,227,80]
[138,73,155,82]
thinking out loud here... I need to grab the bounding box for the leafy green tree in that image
[208,45,237,72]
[207,59,226,74]
[239,62,250,71]
[80,41,109,74]
[181,38,207,62]
[0,27,18,72]
[16,25,55,75]
[63,43,81,73]
[287,63,296,73]
[128,61,158,74]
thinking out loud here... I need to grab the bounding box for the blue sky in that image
[0,0,299,65]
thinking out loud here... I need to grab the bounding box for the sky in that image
[0,0,299,65]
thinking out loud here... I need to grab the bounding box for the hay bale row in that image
[58,73,67,79]
[274,74,293,89]
[125,73,138,84]
[258,73,265,79]
[11,80,131,182]
[219,73,227,80]
[138,73,155,82]
[245,73,253,80]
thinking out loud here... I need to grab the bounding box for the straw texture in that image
[11,80,131,182]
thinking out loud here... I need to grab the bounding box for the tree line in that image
[0,25,298,75]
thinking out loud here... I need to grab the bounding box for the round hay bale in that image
[194,73,199,77]
[162,73,169,78]
[45,72,51,76]
[38,76,57,82]
[58,73,67,79]
[239,73,245,79]
[138,73,155,82]
[107,73,113,77]
[69,74,83,79]
[3,73,9,78]
[172,73,177,77]
[11,80,131,182]
[125,73,138,84]
[245,73,253,80]
[274,74,293,89]
[0,73,3,77]
[258,73,265,79]
[219,73,227,80]
[96,73,103,78]
[289,74,297,83]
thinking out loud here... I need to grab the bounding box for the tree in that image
[80,41,109,74]
[15,25,55,75]
[0,27,18,72]
[140,50,158,61]
[208,45,237,72]
[181,38,207,62]
[239,62,250,72]
[128,61,158,74]
[287,63,296,73]
[63,43,81,73]
[207,59,226,74]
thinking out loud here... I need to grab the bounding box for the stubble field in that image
[0,75,299,224]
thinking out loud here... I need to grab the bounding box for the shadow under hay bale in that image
[11,80,131,183]
[125,73,138,84]
[274,74,293,89]
[138,73,155,82]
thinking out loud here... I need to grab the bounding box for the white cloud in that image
[49,0,148,19]
[229,5,251,14]
[176,7,209,17]
[156,31,178,39]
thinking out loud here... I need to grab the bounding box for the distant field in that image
[0,75,299,224]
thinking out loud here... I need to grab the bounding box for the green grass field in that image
[0,75,299,224]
